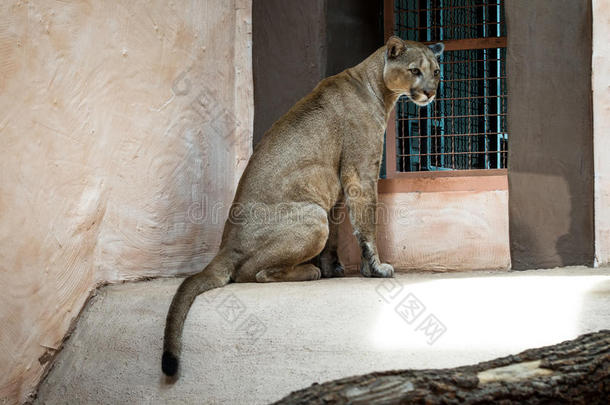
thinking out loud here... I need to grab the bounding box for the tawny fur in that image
[162,37,443,377]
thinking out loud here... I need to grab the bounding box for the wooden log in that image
[275,330,609,404]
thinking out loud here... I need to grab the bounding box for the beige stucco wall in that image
[0,1,252,403]
[338,190,511,272]
[593,0,610,266]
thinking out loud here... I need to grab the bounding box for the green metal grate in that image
[392,0,507,172]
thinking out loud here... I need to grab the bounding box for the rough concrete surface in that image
[36,267,610,404]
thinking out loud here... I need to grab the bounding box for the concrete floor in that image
[36,267,610,404]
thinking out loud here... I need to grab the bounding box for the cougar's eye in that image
[410,68,421,76]
[434,69,440,76]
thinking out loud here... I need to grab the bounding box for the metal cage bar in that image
[384,0,508,176]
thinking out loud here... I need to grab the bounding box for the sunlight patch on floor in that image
[369,274,608,352]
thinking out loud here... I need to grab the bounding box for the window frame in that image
[381,0,508,192]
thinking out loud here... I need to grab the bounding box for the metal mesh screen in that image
[392,0,507,172]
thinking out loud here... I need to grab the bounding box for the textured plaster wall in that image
[593,0,610,266]
[0,1,252,403]
[338,190,510,272]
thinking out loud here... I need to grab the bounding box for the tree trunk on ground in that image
[275,330,609,404]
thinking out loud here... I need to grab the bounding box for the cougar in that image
[162,36,443,377]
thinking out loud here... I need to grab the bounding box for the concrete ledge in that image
[36,267,610,404]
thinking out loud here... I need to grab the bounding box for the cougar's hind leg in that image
[233,202,329,283]
[318,202,345,278]
[256,263,321,282]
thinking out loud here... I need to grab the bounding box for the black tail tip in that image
[162,351,179,376]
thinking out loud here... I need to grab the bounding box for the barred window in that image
[385,0,507,174]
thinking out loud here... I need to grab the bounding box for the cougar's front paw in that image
[361,262,394,278]
[375,263,394,278]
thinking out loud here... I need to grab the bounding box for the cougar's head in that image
[383,36,444,107]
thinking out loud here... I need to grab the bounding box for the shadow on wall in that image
[252,0,384,146]
[509,173,593,269]
[506,0,595,269]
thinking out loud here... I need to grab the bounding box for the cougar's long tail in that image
[162,253,233,377]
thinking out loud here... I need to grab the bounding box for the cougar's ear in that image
[428,42,444,57]
[386,36,406,58]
